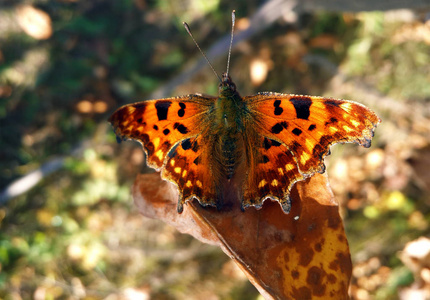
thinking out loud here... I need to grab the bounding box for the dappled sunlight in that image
[0,1,429,299]
[16,5,52,40]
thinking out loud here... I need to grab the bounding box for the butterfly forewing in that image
[109,95,214,170]
[245,93,380,178]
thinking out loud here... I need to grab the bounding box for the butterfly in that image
[109,12,380,214]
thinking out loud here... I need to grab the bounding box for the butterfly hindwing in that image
[242,135,305,213]
[163,134,219,212]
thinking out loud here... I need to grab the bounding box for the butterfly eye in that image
[230,81,236,92]
[218,79,236,93]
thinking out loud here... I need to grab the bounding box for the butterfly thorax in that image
[216,73,244,127]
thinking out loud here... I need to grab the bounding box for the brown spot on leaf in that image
[327,212,341,229]
[299,248,314,266]
[314,242,322,252]
[335,252,351,274]
[306,266,326,296]
[329,260,339,272]
[292,286,312,299]
[327,273,336,284]
[284,252,290,263]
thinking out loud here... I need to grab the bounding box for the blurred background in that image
[1,0,430,299]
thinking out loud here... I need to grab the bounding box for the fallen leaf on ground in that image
[133,172,352,299]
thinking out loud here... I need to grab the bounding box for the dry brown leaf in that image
[133,172,352,299]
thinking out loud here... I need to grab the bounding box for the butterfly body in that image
[213,75,245,179]
[109,73,380,214]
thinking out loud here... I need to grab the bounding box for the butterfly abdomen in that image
[221,131,241,180]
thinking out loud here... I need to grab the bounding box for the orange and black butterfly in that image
[109,11,380,213]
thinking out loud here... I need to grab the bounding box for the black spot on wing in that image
[308,124,316,131]
[191,140,199,152]
[174,122,189,134]
[263,138,282,150]
[181,138,199,152]
[262,155,270,163]
[163,129,170,135]
[178,102,186,117]
[274,99,283,115]
[193,156,200,165]
[325,99,341,107]
[134,103,146,109]
[272,140,282,147]
[290,97,312,120]
[271,123,284,134]
[292,128,302,136]
[271,121,288,134]
[155,101,172,121]
[325,117,338,126]
[153,125,158,130]
[181,139,192,150]
[264,138,271,150]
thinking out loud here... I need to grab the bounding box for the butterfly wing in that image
[109,95,218,212]
[242,93,380,212]
[240,132,305,213]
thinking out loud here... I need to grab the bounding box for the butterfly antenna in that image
[183,21,222,82]
[226,10,235,77]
